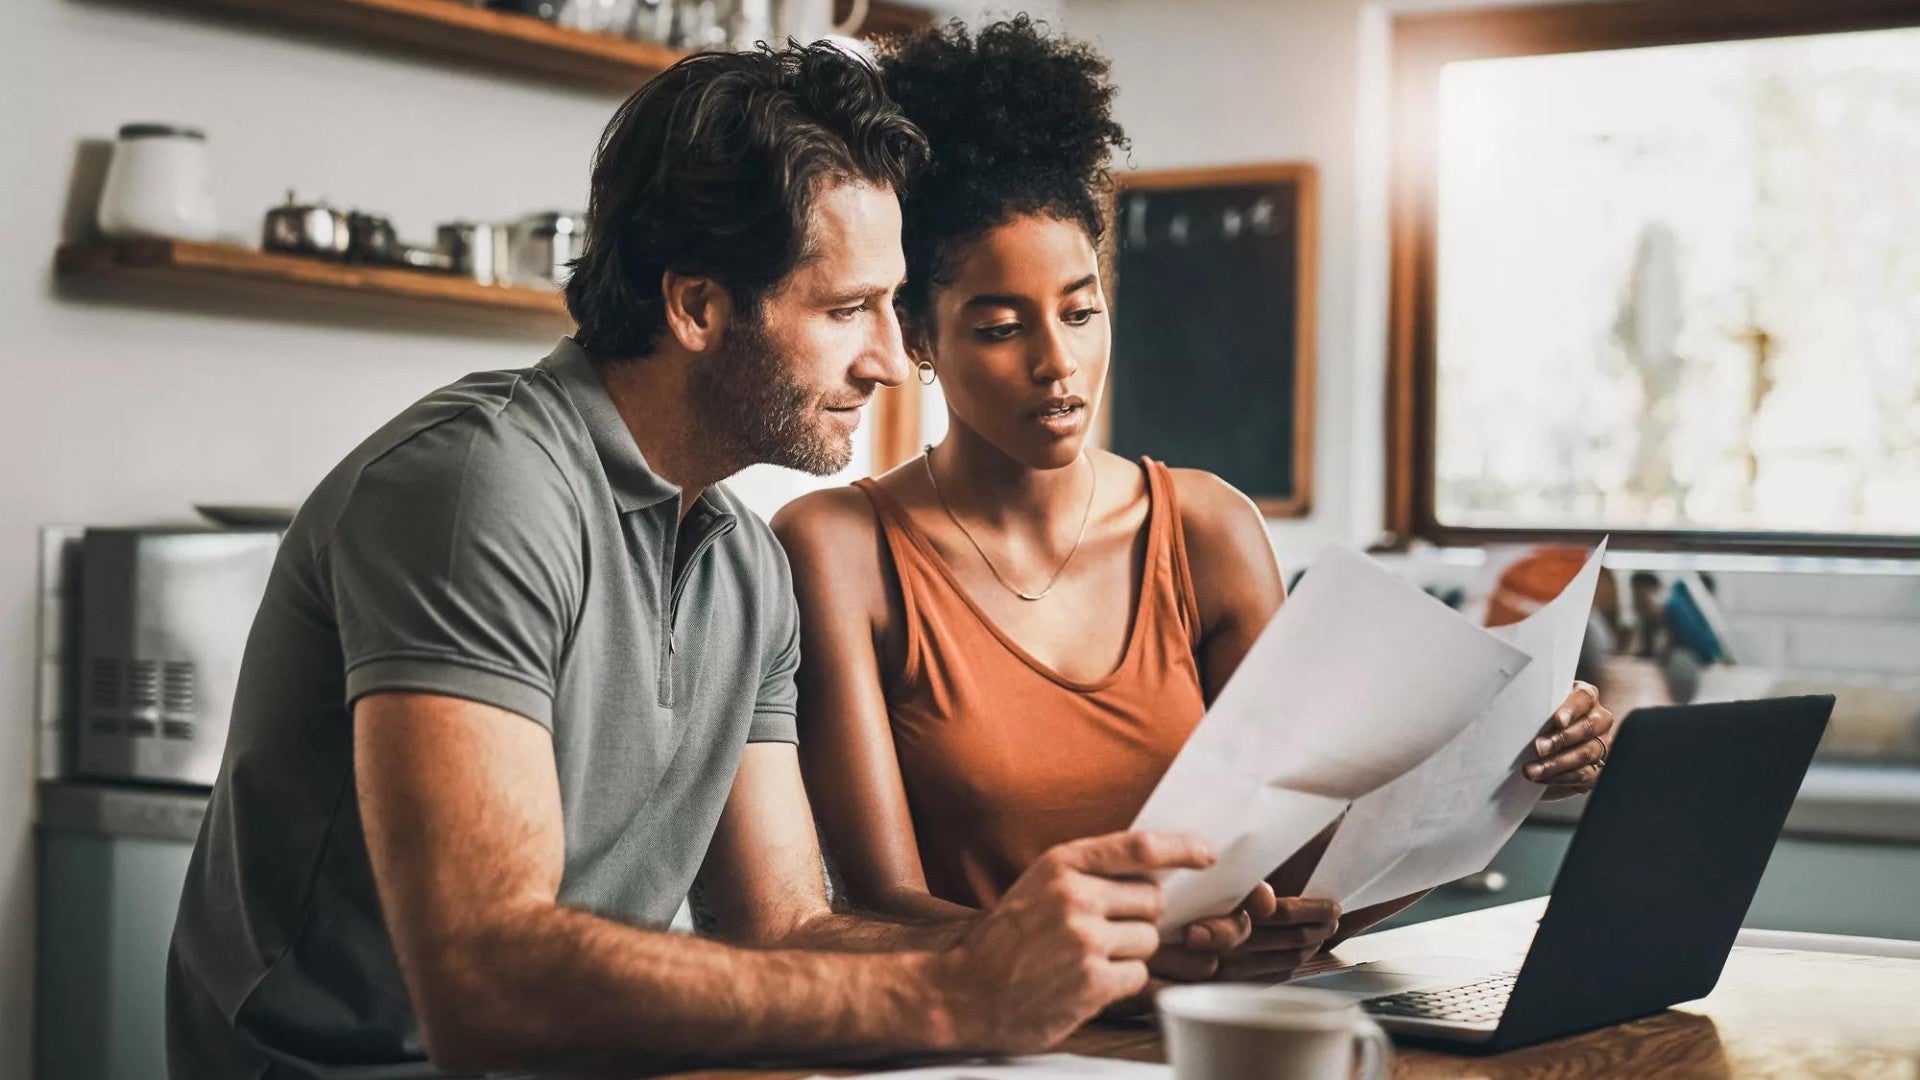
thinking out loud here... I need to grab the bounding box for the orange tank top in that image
[852,459,1207,909]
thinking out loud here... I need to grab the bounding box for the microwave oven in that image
[75,526,282,787]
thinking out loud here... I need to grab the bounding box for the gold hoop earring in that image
[916,361,937,386]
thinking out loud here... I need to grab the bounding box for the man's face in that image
[692,181,910,476]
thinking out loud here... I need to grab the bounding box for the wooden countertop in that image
[663,899,1920,1079]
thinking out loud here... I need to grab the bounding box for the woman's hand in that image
[1525,680,1616,799]
[1212,893,1341,981]
[1145,883,1274,983]
[1161,883,1340,983]
[1141,883,1340,986]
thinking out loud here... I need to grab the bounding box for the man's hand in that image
[1526,680,1616,799]
[1209,893,1342,982]
[931,831,1215,1053]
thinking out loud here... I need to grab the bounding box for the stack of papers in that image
[1130,545,1533,931]
[1304,542,1608,909]
[1131,542,1606,930]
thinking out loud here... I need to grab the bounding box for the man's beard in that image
[690,312,853,478]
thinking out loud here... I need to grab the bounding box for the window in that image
[1387,1,1920,555]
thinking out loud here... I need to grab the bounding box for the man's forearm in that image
[422,900,968,1075]
[779,908,978,953]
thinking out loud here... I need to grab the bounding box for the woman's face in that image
[919,214,1110,471]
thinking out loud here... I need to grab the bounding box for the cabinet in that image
[35,829,194,1080]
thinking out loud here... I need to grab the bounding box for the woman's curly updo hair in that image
[567,42,928,361]
[878,16,1129,323]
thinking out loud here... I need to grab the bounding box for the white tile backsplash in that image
[1712,572,1920,621]
[1784,618,1920,675]
[1728,619,1792,668]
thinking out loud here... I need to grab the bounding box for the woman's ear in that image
[660,271,736,354]
[900,309,936,373]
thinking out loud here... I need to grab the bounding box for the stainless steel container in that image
[437,220,509,285]
[262,191,350,258]
[508,211,586,288]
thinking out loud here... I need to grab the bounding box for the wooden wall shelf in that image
[156,0,934,92]
[56,239,574,332]
[166,0,685,90]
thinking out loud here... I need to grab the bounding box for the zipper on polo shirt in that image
[658,511,737,708]
[656,512,678,709]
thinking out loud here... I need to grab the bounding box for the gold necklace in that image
[922,445,1097,602]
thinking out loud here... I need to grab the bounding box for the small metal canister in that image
[436,221,509,285]
[262,191,350,259]
[508,212,587,289]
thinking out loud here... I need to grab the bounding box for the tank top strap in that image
[1140,459,1205,651]
[850,477,935,689]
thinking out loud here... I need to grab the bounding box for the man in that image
[168,43,1247,1079]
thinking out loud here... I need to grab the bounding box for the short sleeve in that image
[748,553,800,744]
[329,414,583,728]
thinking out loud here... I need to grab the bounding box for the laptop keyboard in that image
[1362,970,1518,1024]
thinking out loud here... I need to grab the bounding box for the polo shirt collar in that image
[542,337,683,514]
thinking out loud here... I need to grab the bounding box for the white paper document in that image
[1130,546,1531,932]
[804,1052,1169,1078]
[1303,541,1608,912]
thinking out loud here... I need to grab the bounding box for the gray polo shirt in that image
[167,338,800,1079]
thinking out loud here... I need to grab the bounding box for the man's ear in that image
[661,271,736,354]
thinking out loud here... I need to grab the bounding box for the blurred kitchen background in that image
[4,0,1918,1076]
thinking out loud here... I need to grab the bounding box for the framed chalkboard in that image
[1108,163,1316,516]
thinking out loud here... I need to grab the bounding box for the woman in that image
[773,17,1614,981]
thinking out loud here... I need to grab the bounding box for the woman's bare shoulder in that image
[1164,467,1268,552]
[771,485,898,638]
[771,485,883,568]
[1161,467,1285,646]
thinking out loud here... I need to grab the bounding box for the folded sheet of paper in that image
[1303,541,1608,912]
[1130,545,1531,932]
[802,1053,1169,1078]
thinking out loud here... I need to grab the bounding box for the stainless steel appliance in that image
[76,527,282,787]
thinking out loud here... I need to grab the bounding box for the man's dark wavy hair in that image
[878,17,1128,323]
[566,43,928,360]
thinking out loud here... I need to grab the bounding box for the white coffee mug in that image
[1158,985,1392,1080]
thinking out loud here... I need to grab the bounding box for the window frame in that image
[1383,0,1920,558]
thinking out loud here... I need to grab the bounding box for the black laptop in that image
[1291,695,1834,1051]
